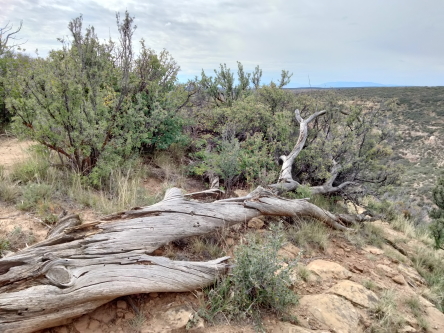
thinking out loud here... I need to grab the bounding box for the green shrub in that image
[0,238,10,256]
[200,225,298,328]
[429,174,444,249]
[17,183,54,211]
[287,218,330,251]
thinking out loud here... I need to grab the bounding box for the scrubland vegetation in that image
[1,12,444,331]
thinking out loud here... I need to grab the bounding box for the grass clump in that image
[411,247,444,311]
[200,224,298,329]
[369,289,405,333]
[404,296,429,331]
[0,238,10,257]
[189,235,224,260]
[362,279,378,292]
[5,226,36,252]
[287,218,330,252]
[350,223,386,249]
[17,183,55,211]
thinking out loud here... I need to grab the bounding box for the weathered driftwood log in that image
[270,109,357,195]
[0,187,375,332]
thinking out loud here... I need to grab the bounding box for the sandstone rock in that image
[376,264,396,277]
[278,243,301,260]
[351,263,364,273]
[392,274,406,285]
[162,305,193,330]
[424,303,444,332]
[397,264,426,286]
[90,308,115,323]
[398,325,417,332]
[268,321,317,332]
[149,292,159,298]
[73,315,90,332]
[248,217,264,229]
[363,246,384,255]
[327,280,379,308]
[306,260,352,280]
[297,294,360,333]
[89,319,101,330]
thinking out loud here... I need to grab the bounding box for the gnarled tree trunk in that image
[0,186,376,332]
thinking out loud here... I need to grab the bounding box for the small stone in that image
[162,305,194,330]
[73,315,89,332]
[377,264,396,277]
[306,260,352,280]
[117,300,127,310]
[116,311,125,318]
[352,264,364,273]
[278,243,301,260]
[150,292,159,298]
[89,319,101,330]
[248,217,264,229]
[335,249,345,256]
[392,274,406,285]
[54,327,69,333]
[363,246,384,255]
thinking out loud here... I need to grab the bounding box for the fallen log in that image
[0,186,376,332]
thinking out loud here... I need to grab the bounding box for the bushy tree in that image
[6,13,189,181]
[190,64,400,198]
[429,174,444,249]
[0,20,26,128]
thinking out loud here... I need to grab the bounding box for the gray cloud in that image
[1,0,443,86]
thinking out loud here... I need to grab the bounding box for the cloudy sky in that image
[2,0,443,87]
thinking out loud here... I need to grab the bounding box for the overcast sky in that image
[2,0,444,87]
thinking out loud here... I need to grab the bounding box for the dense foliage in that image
[2,13,401,197]
[429,175,444,249]
[5,13,189,183]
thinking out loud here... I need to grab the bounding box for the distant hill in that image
[315,81,398,88]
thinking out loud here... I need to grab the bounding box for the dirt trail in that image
[0,137,35,173]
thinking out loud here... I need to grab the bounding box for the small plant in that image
[286,218,330,251]
[200,224,298,329]
[0,238,10,256]
[369,289,405,333]
[189,236,224,259]
[404,296,429,331]
[6,226,36,251]
[428,174,444,249]
[17,183,54,211]
[362,223,386,248]
[127,313,146,332]
[296,265,311,282]
[362,279,378,292]
[411,247,444,311]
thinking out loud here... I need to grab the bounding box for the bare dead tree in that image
[0,20,25,56]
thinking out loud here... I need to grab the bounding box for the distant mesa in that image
[290,82,399,88]
[317,81,397,88]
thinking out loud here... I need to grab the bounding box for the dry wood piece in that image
[0,186,373,332]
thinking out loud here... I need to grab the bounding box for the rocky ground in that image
[28,219,443,333]
[1,138,444,333]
